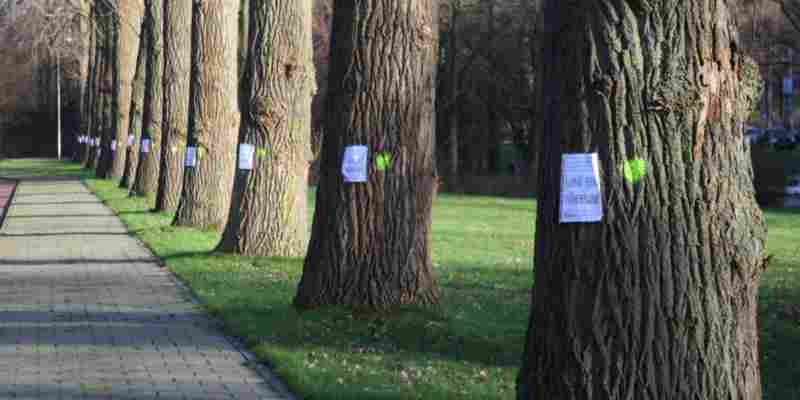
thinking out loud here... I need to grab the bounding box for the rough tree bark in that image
[111,0,145,179]
[97,1,119,179]
[446,0,460,180]
[81,1,97,168]
[526,0,544,178]
[120,26,148,189]
[173,1,241,230]
[77,0,92,162]
[154,0,191,212]
[131,0,163,198]
[517,2,768,399]
[217,0,313,256]
[293,0,440,310]
[88,7,110,172]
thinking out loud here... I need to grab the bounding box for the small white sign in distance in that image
[141,139,151,154]
[185,146,197,167]
[239,144,255,170]
[342,145,368,183]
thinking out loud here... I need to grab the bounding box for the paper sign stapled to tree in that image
[185,146,197,167]
[342,145,368,183]
[111,140,117,151]
[239,144,255,170]
[141,139,151,154]
[559,153,603,223]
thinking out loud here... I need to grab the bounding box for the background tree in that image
[96,0,118,178]
[517,1,768,398]
[119,16,148,189]
[154,0,191,211]
[217,0,314,256]
[110,0,144,178]
[294,0,440,310]
[131,0,162,198]
[173,1,241,230]
[120,17,147,189]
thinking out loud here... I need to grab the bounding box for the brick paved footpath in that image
[0,177,294,399]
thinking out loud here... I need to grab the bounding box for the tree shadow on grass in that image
[169,255,531,370]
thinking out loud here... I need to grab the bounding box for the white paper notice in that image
[342,145,368,183]
[128,135,135,146]
[111,140,117,151]
[559,153,603,223]
[141,139,151,154]
[239,144,255,170]
[185,146,197,167]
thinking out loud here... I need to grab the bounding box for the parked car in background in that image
[745,127,764,144]
[787,176,800,196]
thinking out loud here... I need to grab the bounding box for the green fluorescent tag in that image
[375,152,392,171]
[256,147,268,159]
[623,158,646,183]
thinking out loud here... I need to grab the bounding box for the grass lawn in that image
[2,159,800,399]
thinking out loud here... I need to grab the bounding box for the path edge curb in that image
[0,176,20,230]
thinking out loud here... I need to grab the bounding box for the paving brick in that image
[0,178,294,400]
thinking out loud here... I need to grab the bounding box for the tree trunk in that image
[88,11,108,172]
[294,0,440,310]
[217,0,313,256]
[517,2,767,399]
[131,0,163,199]
[484,0,500,174]
[111,0,145,179]
[120,26,148,189]
[83,1,99,168]
[527,0,543,178]
[447,0,460,180]
[78,0,92,162]
[97,2,118,179]
[173,1,241,230]
[154,0,191,212]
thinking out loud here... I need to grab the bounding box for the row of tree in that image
[8,0,772,398]
[79,0,439,309]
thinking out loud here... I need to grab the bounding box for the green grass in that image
[0,158,94,179]
[3,159,800,399]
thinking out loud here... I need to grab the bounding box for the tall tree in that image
[294,0,440,310]
[131,0,163,198]
[516,1,768,399]
[120,15,148,189]
[77,0,92,163]
[81,0,97,167]
[445,0,461,179]
[110,0,145,179]
[173,1,241,230]
[217,0,314,255]
[154,0,191,211]
[96,0,119,179]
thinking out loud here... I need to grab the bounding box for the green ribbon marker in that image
[623,158,646,183]
[256,146,268,159]
[375,152,392,171]
[197,147,206,160]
